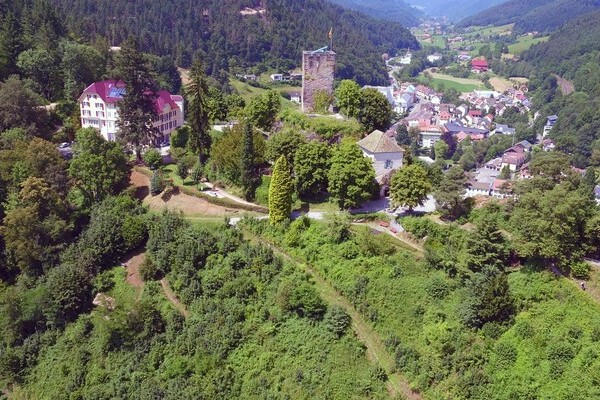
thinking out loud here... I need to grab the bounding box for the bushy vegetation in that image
[241,215,600,399]
[10,213,389,398]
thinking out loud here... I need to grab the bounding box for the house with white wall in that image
[357,130,404,195]
[79,80,184,143]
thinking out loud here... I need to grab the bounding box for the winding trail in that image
[244,231,422,400]
[122,250,189,318]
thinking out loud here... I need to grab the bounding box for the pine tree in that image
[0,12,23,80]
[269,155,293,224]
[186,58,211,165]
[115,36,160,161]
[241,122,260,201]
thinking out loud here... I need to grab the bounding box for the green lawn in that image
[508,35,550,55]
[464,23,515,38]
[419,76,481,93]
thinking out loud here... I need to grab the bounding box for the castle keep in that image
[301,47,336,113]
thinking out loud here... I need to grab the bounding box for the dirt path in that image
[554,74,574,95]
[160,279,189,318]
[245,232,422,400]
[130,170,241,216]
[123,250,145,288]
[121,249,189,318]
[362,222,425,256]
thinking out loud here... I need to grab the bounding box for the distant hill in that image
[327,0,421,26]
[47,0,419,86]
[409,0,505,20]
[459,0,600,33]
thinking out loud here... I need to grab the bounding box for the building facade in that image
[79,80,184,143]
[301,47,336,113]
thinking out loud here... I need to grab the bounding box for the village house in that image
[79,80,184,143]
[363,85,396,108]
[420,125,444,148]
[427,53,443,63]
[492,124,516,135]
[357,130,405,196]
[471,59,489,73]
[543,115,558,137]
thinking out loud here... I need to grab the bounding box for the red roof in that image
[471,60,488,68]
[80,80,180,113]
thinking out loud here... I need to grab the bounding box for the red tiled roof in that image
[80,80,180,113]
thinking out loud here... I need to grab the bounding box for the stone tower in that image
[302,47,336,113]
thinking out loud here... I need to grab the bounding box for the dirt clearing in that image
[130,170,239,216]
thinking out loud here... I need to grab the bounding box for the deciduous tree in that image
[294,141,331,198]
[328,141,376,209]
[69,128,129,207]
[389,164,431,212]
[335,80,361,119]
[359,88,392,132]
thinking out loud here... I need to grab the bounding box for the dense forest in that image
[44,0,418,86]
[458,0,600,33]
[411,0,505,20]
[328,0,420,26]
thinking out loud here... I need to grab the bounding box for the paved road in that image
[202,181,258,207]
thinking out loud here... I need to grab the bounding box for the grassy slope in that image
[508,36,550,55]
[252,219,600,399]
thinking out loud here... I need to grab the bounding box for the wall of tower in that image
[301,51,336,113]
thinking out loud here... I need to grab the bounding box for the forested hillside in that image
[459,0,600,33]
[327,0,420,26]
[410,0,505,20]
[45,0,419,85]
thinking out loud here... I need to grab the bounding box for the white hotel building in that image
[79,80,184,143]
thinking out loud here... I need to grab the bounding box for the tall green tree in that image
[269,155,294,224]
[359,88,392,132]
[186,58,211,165]
[510,182,594,267]
[294,141,331,198]
[69,128,129,207]
[464,215,509,274]
[265,129,306,165]
[0,75,46,136]
[1,177,70,276]
[434,165,467,220]
[328,141,376,209]
[115,36,159,161]
[335,80,361,119]
[241,122,260,201]
[0,12,23,80]
[389,164,431,212]
[246,90,281,131]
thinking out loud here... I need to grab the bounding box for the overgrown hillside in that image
[328,0,420,26]
[10,214,389,399]
[241,214,600,399]
[459,0,600,33]
[46,0,419,85]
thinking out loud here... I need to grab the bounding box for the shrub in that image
[143,149,163,170]
[139,257,160,281]
[324,306,351,338]
[401,216,438,239]
[177,160,189,180]
[190,162,203,185]
[150,171,165,196]
[571,261,591,279]
[494,342,517,367]
[426,276,450,300]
